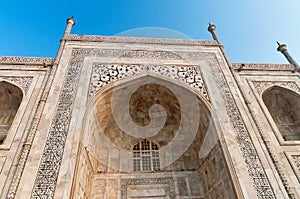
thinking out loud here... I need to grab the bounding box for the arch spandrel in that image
[88,64,210,103]
[0,79,25,97]
[263,84,300,96]
[252,80,300,97]
[87,72,211,109]
[0,77,33,96]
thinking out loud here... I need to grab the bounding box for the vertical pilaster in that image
[6,17,76,199]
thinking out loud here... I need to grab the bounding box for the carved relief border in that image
[0,56,53,64]
[67,34,218,46]
[31,48,277,198]
[248,105,295,198]
[292,156,300,171]
[232,63,294,71]
[208,55,276,198]
[0,76,33,94]
[252,81,300,95]
[89,64,209,101]
[31,52,83,198]
[285,152,300,184]
[120,177,176,199]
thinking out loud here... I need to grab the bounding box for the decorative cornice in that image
[66,34,219,46]
[0,56,54,65]
[232,63,294,71]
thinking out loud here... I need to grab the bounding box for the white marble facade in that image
[0,20,299,199]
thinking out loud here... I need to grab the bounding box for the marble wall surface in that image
[0,35,299,199]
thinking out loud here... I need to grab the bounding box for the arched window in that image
[0,81,23,144]
[262,86,300,141]
[133,140,160,171]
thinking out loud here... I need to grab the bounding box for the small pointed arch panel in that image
[0,81,23,143]
[262,86,300,141]
[0,76,32,95]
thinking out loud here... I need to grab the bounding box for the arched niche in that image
[0,81,23,144]
[72,74,237,198]
[262,86,300,141]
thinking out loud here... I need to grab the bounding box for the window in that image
[133,140,160,171]
[263,86,300,141]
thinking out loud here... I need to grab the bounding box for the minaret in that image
[277,42,300,72]
[207,23,220,43]
[53,17,75,65]
[63,17,76,39]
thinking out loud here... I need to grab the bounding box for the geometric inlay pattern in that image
[90,64,209,101]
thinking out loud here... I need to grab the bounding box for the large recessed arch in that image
[71,73,237,198]
[0,81,23,144]
[262,85,300,141]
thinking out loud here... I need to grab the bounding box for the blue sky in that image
[0,0,299,64]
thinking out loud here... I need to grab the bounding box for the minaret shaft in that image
[63,17,76,39]
[207,23,220,43]
[277,43,300,72]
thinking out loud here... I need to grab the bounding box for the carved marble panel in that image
[120,178,176,199]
